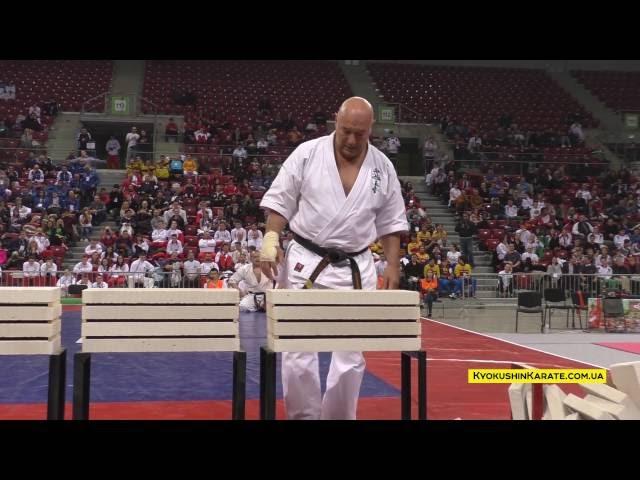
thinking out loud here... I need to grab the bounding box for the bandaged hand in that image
[260,230,283,280]
[260,231,280,262]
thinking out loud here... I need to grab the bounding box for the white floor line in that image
[426,358,569,367]
[421,317,605,368]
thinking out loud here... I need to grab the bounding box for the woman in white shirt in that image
[614,230,630,250]
[587,226,604,247]
[40,258,58,285]
[496,237,509,262]
[84,240,103,256]
[101,246,119,264]
[133,234,150,255]
[108,256,130,287]
[446,244,461,264]
[166,220,183,240]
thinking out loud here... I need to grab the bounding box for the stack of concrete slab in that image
[508,362,640,420]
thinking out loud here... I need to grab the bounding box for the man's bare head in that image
[335,97,374,162]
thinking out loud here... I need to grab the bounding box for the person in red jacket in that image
[215,243,234,271]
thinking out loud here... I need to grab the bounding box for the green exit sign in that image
[379,106,395,124]
[111,96,130,115]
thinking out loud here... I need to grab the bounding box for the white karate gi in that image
[228,263,273,312]
[260,132,408,420]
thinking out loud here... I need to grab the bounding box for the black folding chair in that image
[543,288,574,329]
[515,291,544,333]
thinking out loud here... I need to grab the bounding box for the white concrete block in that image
[268,305,419,320]
[83,321,239,337]
[0,320,61,338]
[267,336,421,353]
[0,335,61,355]
[563,394,615,420]
[508,383,532,420]
[82,337,240,353]
[268,319,421,337]
[0,304,62,321]
[0,287,60,304]
[583,394,640,420]
[267,289,419,306]
[609,362,640,409]
[579,383,639,412]
[82,288,239,304]
[543,384,570,420]
[82,305,239,321]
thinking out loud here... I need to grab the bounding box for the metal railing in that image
[0,270,237,291]
[415,272,640,300]
[384,102,427,123]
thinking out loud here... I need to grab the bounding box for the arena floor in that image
[0,306,637,420]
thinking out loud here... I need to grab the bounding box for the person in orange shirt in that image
[203,268,225,288]
[420,271,439,317]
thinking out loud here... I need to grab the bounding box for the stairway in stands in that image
[63,169,127,270]
[401,176,516,311]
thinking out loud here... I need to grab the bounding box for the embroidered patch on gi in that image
[294,262,304,272]
[371,167,382,194]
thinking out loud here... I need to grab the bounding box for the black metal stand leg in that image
[72,352,91,420]
[232,351,246,420]
[47,348,67,420]
[417,350,427,420]
[259,346,266,419]
[401,351,412,420]
[260,346,277,420]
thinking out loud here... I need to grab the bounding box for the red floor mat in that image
[594,342,640,355]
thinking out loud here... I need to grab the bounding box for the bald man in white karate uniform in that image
[260,97,408,420]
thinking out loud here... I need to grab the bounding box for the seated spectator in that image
[247,223,263,250]
[57,269,76,295]
[166,233,183,256]
[90,273,108,289]
[107,256,129,287]
[85,240,103,256]
[203,268,225,288]
[182,156,198,177]
[198,231,217,253]
[498,262,515,297]
[420,271,439,317]
[200,253,219,275]
[402,254,423,291]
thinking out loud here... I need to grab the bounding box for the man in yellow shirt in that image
[155,155,170,180]
[126,155,144,176]
[416,223,431,244]
[423,258,440,279]
[452,256,476,298]
[431,223,448,247]
[407,233,421,255]
[416,245,429,264]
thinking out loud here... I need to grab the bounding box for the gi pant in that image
[277,240,376,420]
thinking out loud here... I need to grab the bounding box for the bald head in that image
[337,97,374,124]
[334,97,374,162]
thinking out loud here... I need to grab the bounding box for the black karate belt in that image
[292,233,368,290]
[252,292,266,312]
